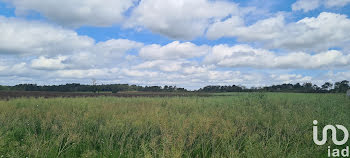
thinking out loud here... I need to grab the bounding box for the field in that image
[0,93,349,157]
[0,91,210,100]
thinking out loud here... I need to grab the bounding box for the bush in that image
[0,85,8,91]
[111,88,121,93]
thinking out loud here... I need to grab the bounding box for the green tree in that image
[302,83,313,93]
[321,82,333,91]
[334,80,349,93]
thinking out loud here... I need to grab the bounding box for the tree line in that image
[0,80,349,93]
[198,80,350,93]
[0,83,187,93]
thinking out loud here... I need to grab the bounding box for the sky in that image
[0,0,350,89]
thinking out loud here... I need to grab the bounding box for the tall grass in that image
[0,93,349,157]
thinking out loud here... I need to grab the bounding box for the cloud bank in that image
[0,0,349,88]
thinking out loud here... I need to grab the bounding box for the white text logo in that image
[313,120,349,146]
[313,120,349,157]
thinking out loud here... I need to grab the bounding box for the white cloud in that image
[325,71,350,82]
[3,0,137,27]
[0,16,94,55]
[31,56,68,70]
[88,39,144,67]
[0,65,5,72]
[95,39,144,58]
[207,14,285,42]
[139,41,210,60]
[292,0,350,12]
[0,62,42,77]
[132,59,215,75]
[133,60,185,72]
[204,44,350,69]
[325,0,350,7]
[29,39,143,70]
[1,12,349,89]
[55,68,119,79]
[0,16,144,70]
[126,0,239,40]
[182,65,212,75]
[271,74,312,83]
[0,56,344,89]
[292,0,321,12]
[207,12,350,51]
[120,69,160,78]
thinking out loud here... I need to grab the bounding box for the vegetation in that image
[0,91,209,100]
[0,93,349,157]
[199,80,350,93]
[0,80,348,93]
[1,84,187,93]
[0,85,8,91]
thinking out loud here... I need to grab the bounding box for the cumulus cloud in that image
[0,9,349,89]
[0,16,94,55]
[271,74,312,83]
[133,60,185,72]
[56,39,143,70]
[207,14,284,42]
[0,54,343,89]
[126,0,239,40]
[292,0,321,12]
[0,16,144,70]
[55,68,119,79]
[204,44,350,69]
[139,41,210,60]
[132,59,215,75]
[95,39,144,57]
[325,0,350,7]
[31,56,68,70]
[292,0,350,12]
[325,71,350,82]
[0,62,44,77]
[207,12,350,51]
[3,0,137,27]
[29,39,143,70]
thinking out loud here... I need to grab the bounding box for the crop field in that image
[0,93,349,157]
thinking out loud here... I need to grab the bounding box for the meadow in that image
[0,93,349,157]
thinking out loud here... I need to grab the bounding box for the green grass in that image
[0,93,349,157]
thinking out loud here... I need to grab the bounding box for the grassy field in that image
[0,93,349,157]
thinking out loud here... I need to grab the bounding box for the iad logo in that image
[313,120,349,145]
[313,120,349,157]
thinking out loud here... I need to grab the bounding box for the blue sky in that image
[0,0,350,89]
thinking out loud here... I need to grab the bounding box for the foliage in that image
[199,80,349,93]
[0,93,349,157]
[334,80,350,93]
[0,85,9,91]
[7,84,187,93]
[1,80,349,93]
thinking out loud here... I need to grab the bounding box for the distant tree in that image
[2,80,350,94]
[321,82,333,91]
[163,85,169,91]
[302,83,313,92]
[92,79,97,93]
[112,87,122,93]
[312,84,321,92]
[334,80,349,93]
[176,88,187,92]
[293,83,302,90]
